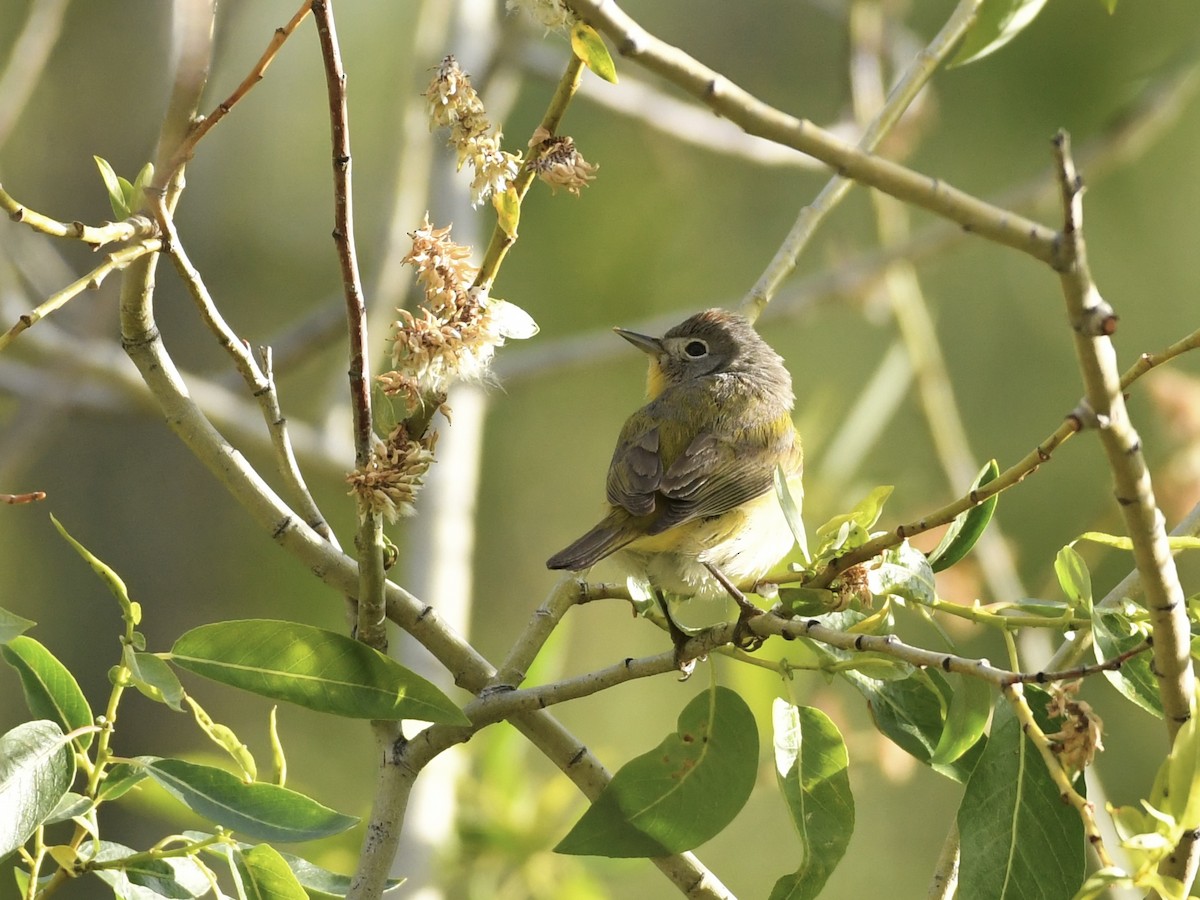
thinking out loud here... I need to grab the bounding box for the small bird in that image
[546,308,802,662]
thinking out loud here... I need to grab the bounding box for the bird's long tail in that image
[546,511,639,571]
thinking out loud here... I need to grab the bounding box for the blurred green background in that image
[3,1,1200,897]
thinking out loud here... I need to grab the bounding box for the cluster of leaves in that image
[1,518,470,899]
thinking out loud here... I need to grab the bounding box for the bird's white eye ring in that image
[684,339,708,358]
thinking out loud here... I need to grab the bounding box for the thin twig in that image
[0,240,161,352]
[473,54,585,289]
[164,0,313,179]
[0,184,157,250]
[311,0,385,650]
[157,213,337,544]
[741,0,983,322]
[565,0,1059,264]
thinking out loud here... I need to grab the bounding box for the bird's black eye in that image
[684,339,708,358]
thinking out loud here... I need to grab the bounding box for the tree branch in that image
[564,0,1059,263]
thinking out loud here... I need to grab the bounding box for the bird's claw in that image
[732,604,765,652]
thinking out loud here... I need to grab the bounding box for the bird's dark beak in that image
[613,327,663,356]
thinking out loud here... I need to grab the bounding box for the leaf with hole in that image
[768,701,854,900]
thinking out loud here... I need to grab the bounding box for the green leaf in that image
[186,695,257,782]
[51,515,141,627]
[774,465,809,565]
[492,186,520,238]
[1159,691,1200,831]
[777,587,837,617]
[141,757,358,843]
[89,840,210,900]
[841,667,982,782]
[94,155,130,218]
[129,162,155,215]
[0,607,36,643]
[97,761,149,801]
[0,720,78,858]
[931,675,992,765]
[569,22,618,84]
[169,620,468,724]
[1093,608,1160,717]
[865,540,936,605]
[957,688,1085,899]
[232,844,308,900]
[1054,544,1092,613]
[1098,0,1117,11]
[555,685,758,857]
[2,636,95,749]
[45,791,93,824]
[185,833,405,898]
[268,706,287,787]
[928,459,999,572]
[125,647,186,711]
[768,701,854,900]
[814,485,893,548]
[949,0,1050,67]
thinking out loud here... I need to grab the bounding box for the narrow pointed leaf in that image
[555,686,758,857]
[0,607,36,643]
[1054,545,1092,613]
[51,515,140,626]
[170,620,467,724]
[97,761,149,801]
[232,844,308,900]
[814,486,893,547]
[928,459,999,572]
[570,22,618,83]
[949,0,1050,67]
[129,162,155,215]
[931,675,992,765]
[0,720,77,858]
[93,155,130,218]
[2,636,94,749]
[769,701,854,900]
[957,688,1084,899]
[492,186,520,238]
[774,465,808,564]
[141,758,358,843]
[186,696,257,782]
